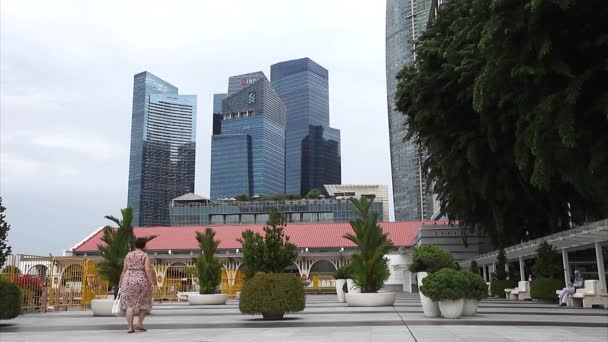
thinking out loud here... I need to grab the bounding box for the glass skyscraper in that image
[210,73,286,200]
[386,0,436,221]
[127,71,197,227]
[270,58,341,196]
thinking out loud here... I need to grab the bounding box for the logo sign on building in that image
[248,92,256,104]
[241,78,257,85]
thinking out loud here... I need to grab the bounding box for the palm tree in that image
[195,228,222,294]
[97,208,156,298]
[343,197,394,293]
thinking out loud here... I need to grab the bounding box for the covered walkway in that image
[461,219,608,291]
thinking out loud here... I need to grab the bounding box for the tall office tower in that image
[210,73,286,200]
[386,0,435,221]
[127,71,197,227]
[270,58,341,196]
[227,71,266,96]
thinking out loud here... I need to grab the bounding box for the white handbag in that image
[111,290,123,316]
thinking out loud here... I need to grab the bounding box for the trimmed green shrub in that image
[420,268,468,301]
[470,260,479,274]
[490,279,516,297]
[239,273,305,319]
[461,270,488,300]
[495,248,507,280]
[532,242,562,279]
[408,244,456,273]
[531,278,563,302]
[333,264,352,280]
[0,278,21,319]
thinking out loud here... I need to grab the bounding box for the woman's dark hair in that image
[135,238,147,249]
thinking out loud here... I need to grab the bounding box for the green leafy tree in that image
[470,260,479,274]
[0,197,12,269]
[532,241,562,279]
[495,248,507,280]
[306,189,321,199]
[237,209,298,280]
[343,197,394,293]
[234,194,249,202]
[97,208,156,297]
[394,0,608,247]
[195,228,223,294]
[408,244,456,274]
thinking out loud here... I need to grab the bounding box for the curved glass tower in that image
[386,0,435,221]
[127,71,197,226]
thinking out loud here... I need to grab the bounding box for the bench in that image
[176,292,198,302]
[556,280,608,308]
[504,281,530,301]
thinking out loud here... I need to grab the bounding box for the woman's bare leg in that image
[137,310,146,329]
[126,308,134,331]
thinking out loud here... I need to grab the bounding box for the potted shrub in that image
[237,209,304,319]
[460,269,487,315]
[420,268,468,318]
[408,244,456,317]
[333,265,350,303]
[188,228,227,305]
[343,197,396,307]
[92,208,156,316]
[530,242,563,302]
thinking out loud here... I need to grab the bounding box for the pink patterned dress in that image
[120,250,152,313]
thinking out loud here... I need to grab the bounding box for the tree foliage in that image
[532,241,562,279]
[395,0,608,247]
[97,208,156,297]
[237,209,298,280]
[495,248,508,280]
[195,228,223,294]
[343,197,394,292]
[0,197,12,269]
[408,244,456,273]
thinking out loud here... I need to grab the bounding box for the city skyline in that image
[0,0,391,255]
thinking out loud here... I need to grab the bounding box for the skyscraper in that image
[386,0,435,221]
[210,73,286,200]
[127,71,197,227]
[270,58,341,196]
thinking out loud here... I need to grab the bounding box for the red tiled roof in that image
[72,221,449,253]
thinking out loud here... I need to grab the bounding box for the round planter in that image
[262,312,285,320]
[346,279,361,294]
[336,279,346,303]
[187,294,228,305]
[462,298,480,316]
[90,299,114,316]
[438,298,465,319]
[417,272,440,317]
[345,292,397,307]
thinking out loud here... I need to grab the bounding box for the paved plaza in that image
[1,293,607,342]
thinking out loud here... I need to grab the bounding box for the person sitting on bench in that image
[559,270,584,307]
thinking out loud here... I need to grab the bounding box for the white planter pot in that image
[417,272,440,317]
[346,279,361,294]
[438,299,465,319]
[462,298,480,316]
[345,292,397,307]
[90,299,114,316]
[336,279,346,302]
[187,294,228,305]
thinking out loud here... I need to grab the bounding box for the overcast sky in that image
[0,0,393,255]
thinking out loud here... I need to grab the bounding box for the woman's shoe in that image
[135,326,147,332]
[559,303,567,307]
[127,330,135,333]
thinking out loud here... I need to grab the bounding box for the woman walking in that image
[119,237,154,333]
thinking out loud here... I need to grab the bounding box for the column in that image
[519,256,525,282]
[595,242,607,291]
[482,264,488,282]
[562,248,571,285]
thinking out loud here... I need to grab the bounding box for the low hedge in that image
[0,278,22,319]
[490,279,516,297]
[420,268,468,301]
[531,278,563,302]
[461,270,488,300]
[239,272,305,318]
